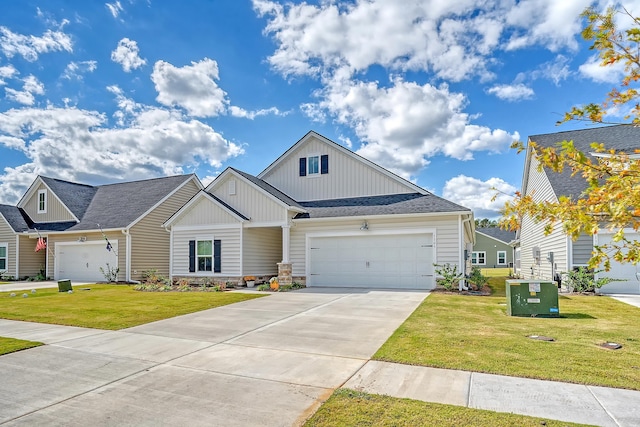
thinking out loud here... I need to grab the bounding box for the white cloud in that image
[487,83,535,102]
[443,175,518,218]
[304,75,518,179]
[228,105,285,119]
[105,1,124,18]
[63,60,98,80]
[579,54,626,84]
[0,103,244,204]
[0,26,72,61]
[4,75,44,106]
[0,64,18,84]
[111,38,146,72]
[151,58,228,117]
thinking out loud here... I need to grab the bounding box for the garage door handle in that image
[86,263,89,268]
[366,261,370,268]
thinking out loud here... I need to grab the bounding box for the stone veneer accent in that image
[277,262,293,286]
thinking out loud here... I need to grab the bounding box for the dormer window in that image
[299,154,329,176]
[37,190,47,214]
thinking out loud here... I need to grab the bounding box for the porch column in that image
[278,225,292,285]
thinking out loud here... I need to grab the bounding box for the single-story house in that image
[473,227,516,269]
[520,124,640,294]
[0,174,202,282]
[165,131,475,289]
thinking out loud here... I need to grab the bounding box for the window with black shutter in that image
[320,154,329,174]
[214,239,221,273]
[299,157,306,176]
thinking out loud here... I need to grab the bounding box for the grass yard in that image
[304,389,593,427]
[479,268,512,277]
[0,285,265,329]
[0,337,42,356]
[375,277,640,390]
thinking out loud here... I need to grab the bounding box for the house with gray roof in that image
[0,174,202,282]
[520,124,640,293]
[472,227,516,269]
[165,131,475,289]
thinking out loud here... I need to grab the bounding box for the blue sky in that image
[0,1,631,218]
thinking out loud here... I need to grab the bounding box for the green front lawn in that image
[304,389,593,427]
[0,285,265,329]
[0,337,42,355]
[375,277,640,390]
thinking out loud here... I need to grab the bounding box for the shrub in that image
[562,267,623,293]
[100,263,119,282]
[433,263,463,291]
[467,266,488,290]
[142,269,168,286]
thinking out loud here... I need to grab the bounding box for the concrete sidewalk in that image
[344,360,640,427]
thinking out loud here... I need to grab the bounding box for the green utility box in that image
[58,279,72,292]
[506,280,559,317]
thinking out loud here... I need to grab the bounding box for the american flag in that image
[35,237,46,252]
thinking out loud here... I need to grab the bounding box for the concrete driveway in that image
[0,288,428,426]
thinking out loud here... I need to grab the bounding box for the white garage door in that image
[598,232,640,294]
[56,241,118,282]
[308,233,434,289]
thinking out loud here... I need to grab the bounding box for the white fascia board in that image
[257,131,427,195]
[128,174,202,230]
[210,168,302,211]
[163,190,246,229]
[17,176,80,222]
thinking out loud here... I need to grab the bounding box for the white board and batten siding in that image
[209,174,287,223]
[520,154,567,280]
[290,215,461,289]
[260,135,415,201]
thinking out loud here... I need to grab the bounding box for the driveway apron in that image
[0,288,428,426]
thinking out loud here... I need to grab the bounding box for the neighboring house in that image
[0,174,202,282]
[165,131,475,290]
[520,124,640,294]
[472,227,516,269]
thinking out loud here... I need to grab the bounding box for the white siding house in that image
[519,125,640,294]
[166,131,475,289]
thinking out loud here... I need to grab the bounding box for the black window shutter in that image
[299,157,306,176]
[213,239,221,273]
[320,154,329,174]
[188,240,195,272]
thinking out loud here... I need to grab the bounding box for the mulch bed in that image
[431,285,492,296]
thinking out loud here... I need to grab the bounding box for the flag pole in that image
[97,224,119,257]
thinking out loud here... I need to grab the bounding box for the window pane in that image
[197,240,212,256]
[198,256,212,271]
[0,259,5,270]
[0,247,5,257]
[308,156,319,174]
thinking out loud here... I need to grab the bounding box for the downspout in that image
[168,225,173,284]
[15,235,19,280]
[122,229,131,282]
[459,214,473,291]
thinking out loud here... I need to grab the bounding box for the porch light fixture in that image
[360,221,369,231]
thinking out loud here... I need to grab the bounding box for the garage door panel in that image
[309,233,434,289]
[56,242,118,282]
[598,232,640,294]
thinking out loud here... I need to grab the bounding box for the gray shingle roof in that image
[529,125,640,198]
[230,168,303,209]
[476,227,516,244]
[294,193,470,219]
[40,177,97,220]
[65,174,195,231]
[0,204,30,232]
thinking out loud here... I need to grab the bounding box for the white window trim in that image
[472,251,486,265]
[196,238,213,272]
[307,154,320,176]
[37,189,47,214]
[0,242,7,273]
[497,250,507,265]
